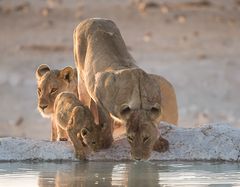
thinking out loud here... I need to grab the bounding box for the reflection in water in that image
[38,162,114,186]
[111,163,128,186]
[0,162,240,187]
[127,162,160,187]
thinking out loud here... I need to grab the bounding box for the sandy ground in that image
[0,0,240,140]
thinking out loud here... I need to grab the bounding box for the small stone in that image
[198,53,207,60]
[160,5,169,14]
[193,31,199,37]
[41,7,50,17]
[143,32,152,42]
[15,117,24,126]
[138,1,159,12]
[177,15,187,24]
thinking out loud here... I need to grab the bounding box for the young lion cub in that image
[54,92,113,159]
[36,64,78,141]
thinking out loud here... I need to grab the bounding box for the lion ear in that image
[81,128,89,137]
[119,104,132,121]
[60,66,74,83]
[150,103,162,121]
[36,64,50,79]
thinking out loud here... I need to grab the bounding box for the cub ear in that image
[36,64,50,79]
[81,128,89,137]
[100,122,108,131]
[60,66,74,83]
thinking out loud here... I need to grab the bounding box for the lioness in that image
[54,92,113,159]
[73,18,178,160]
[36,64,78,141]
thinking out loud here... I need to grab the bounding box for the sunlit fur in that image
[36,66,78,117]
[74,18,178,160]
[126,111,159,160]
[54,92,113,152]
[35,64,78,141]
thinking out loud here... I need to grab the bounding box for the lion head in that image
[80,123,112,152]
[69,105,112,152]
[125,110,159,160]
[35,64,78,118]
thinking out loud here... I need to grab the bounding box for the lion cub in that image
[54,92,112,158]
[36,64,78,141]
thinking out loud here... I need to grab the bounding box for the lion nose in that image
[40,104,48,110]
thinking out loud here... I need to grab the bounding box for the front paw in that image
[153,137,169,153]
[75,151,87,160]
[59,138,68,141]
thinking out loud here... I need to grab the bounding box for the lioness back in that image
[74,18,137,106]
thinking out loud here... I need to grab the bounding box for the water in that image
[0,161,240,187]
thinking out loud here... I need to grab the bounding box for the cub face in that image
[80,123,111,152]
[125,111,159,160]
[69,105,112,152]
[35,64,77,118]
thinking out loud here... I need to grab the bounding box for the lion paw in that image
[59,138,68,141]
[75,151,87,160]
[153,137,169,153]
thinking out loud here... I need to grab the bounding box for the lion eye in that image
[151,107,160,114]
[127,136,134,143]
[50,88,58,94]
[120,105,131,117]
[37,88,41,95]
[143,136,150,143]
[151,103,161,115]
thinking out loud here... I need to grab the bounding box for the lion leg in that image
[91,99,116,145]
[66,123,88,160]
[51,117,57,141]
[96,102,114,148]
[113,120,123,129]
[56,125,68,141]
[153,136,169,153]
[90,98,99,124]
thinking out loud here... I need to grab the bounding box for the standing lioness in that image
[74,18,178,160]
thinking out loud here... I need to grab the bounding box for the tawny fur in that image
[73,18,178,160]
[53,92,113,159]
[35,64,78,141]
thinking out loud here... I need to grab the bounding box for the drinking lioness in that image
[73,18,178,160]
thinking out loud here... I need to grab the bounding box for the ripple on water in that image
[0,162,240,187]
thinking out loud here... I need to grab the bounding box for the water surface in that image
[0,161,240,186]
